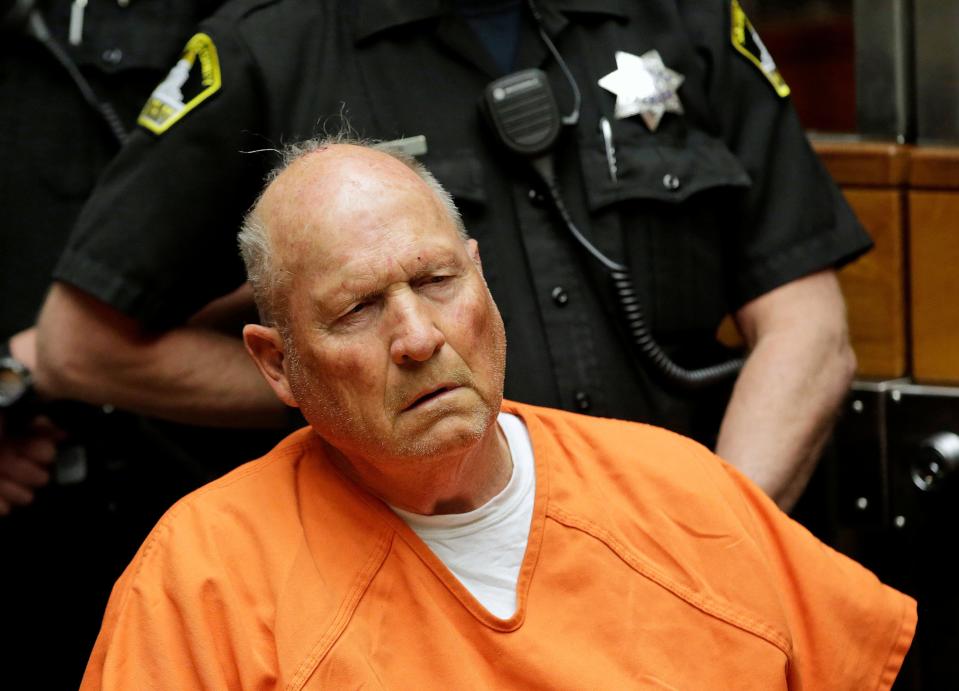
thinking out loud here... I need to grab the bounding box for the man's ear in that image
[242,324,299,408]
[466,238,483,274]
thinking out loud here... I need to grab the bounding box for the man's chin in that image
[393,396,496,458]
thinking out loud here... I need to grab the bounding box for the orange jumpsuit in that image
[81,401,916,689]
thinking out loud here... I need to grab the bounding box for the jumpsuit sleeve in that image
[712,456,917,690]
[79,498,278,690]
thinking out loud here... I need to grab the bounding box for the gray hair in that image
[237,134,467,333]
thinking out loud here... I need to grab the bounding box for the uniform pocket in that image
[578,127,750,340]
[70,0,201,75]
[579,127,751,211]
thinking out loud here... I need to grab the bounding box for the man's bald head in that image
[238,137,466,333]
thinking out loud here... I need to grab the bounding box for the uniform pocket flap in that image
[580,130,751,211]
[68,1,202,74]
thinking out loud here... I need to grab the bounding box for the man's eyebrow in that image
[317,284,378,316]
[316,248,464,310]
[409,252,461,276]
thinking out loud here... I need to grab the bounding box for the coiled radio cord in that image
[530,155,744,390]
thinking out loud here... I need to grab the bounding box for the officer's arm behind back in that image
[35,19,287,428]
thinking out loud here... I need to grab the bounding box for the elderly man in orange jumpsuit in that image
[81,140,915,690]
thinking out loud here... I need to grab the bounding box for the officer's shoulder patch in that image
[729,0,790,98]
[137,32,222,135]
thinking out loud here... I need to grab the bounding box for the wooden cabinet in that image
[814,141,908,378]
[907,148,959,382]
[838,187,907,377]
[815,141,959,383]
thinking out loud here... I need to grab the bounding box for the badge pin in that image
[598,50,685,131]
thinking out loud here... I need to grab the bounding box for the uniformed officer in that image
[0,0,278,685]
[5,0,868,525]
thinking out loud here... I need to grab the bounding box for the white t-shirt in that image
[391,413,535,619]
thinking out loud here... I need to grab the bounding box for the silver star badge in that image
[598,50,685,130]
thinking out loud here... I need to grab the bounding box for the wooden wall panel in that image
[814,140,909,379]
[908,147,959,190]
[815,141,908,187]
[810,141,959,382]
[909,191,959,383]
[836,189,907,378]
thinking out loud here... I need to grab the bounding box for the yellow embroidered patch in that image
[730,0,790,98]
[137,33,222,135]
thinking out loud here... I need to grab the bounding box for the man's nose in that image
[389,296,445,365]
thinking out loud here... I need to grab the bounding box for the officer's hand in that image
[0,416,62,516]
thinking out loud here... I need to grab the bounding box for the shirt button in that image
[662,173,681,191]
[574,390,591,411]
[527,187,547,207]
[102,48,124,66]
[551,286,569,306]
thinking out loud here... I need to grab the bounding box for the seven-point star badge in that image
[598,50,685,130]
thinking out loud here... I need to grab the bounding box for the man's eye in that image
[424,275,450,286]
[338,302,370,322]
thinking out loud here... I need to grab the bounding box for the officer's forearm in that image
[715,271,855,511]
[33,283,289,428]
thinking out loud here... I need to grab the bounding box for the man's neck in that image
[324,420,513,515]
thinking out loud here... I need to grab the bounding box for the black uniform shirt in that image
[2,0,245,686]
[0,0,221,335]
[54,0,872,444]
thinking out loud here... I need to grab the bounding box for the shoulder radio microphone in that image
[479,1,743,388]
